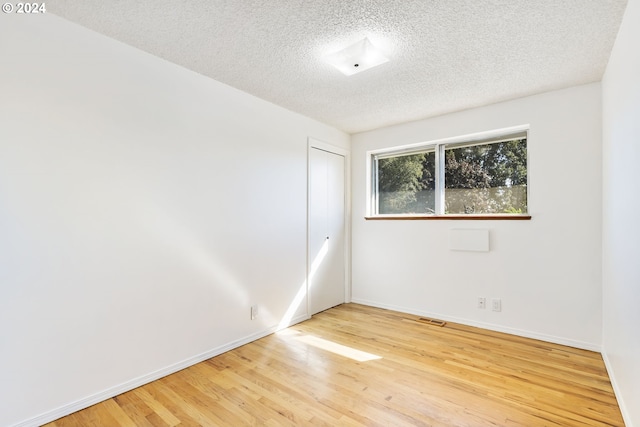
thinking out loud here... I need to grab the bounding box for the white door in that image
[309,147,345,315]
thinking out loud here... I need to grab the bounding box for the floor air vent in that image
[416,317,446,327]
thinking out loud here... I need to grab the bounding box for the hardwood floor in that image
[45,304,624,426]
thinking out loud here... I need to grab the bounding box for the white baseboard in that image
[350,298,601,352]
[10,313,310,427]
[602,350,634,427]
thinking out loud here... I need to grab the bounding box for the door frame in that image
[307,137,351,316]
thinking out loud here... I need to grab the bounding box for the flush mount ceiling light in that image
[324,37,389,76]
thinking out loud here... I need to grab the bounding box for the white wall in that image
[602,0,640,424]
[351,84,603,350]
[0,14,349,427]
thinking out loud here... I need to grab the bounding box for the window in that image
[369,127,528,217]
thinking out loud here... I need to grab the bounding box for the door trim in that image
[307,137,351,317]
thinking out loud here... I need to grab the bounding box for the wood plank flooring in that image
[45,304,624,426]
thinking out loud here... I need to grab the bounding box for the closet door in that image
[309,147,345,315]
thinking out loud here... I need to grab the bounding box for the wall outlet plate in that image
[251,305,258,320]
[492,298,502,312]
[478,297,486,309]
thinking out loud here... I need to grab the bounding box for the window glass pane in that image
[377,151,436,214]
[444,139,527,214]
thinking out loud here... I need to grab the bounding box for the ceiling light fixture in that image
[324,37,389,76]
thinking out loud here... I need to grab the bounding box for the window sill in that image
[365,214,531,221]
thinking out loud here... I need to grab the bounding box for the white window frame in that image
[366,125,530,218]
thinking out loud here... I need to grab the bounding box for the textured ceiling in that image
[49,1,628,134]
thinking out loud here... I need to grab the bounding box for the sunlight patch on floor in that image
[295,334,382,362]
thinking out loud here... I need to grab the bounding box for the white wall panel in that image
[0,14,348,427]
[352,84,603,350]
[449,229,490,252]
[602,0,640,424]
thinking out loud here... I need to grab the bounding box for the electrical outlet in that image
[251,305,258,320]
[492,298,502,312]
[477,297,486,309]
